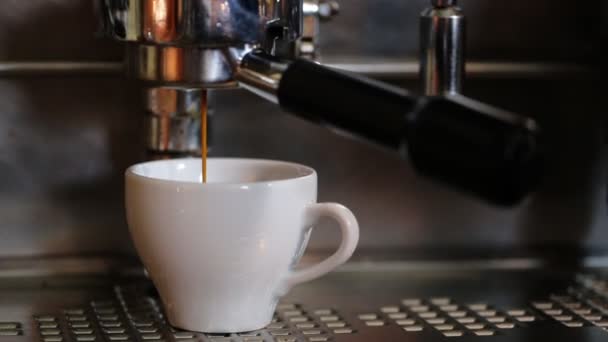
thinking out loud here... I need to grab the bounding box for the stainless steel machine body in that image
[0,0,603,256]
[0,0,607,341]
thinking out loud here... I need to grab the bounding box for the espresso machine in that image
[97,0,541,206]
[0,0,607,341]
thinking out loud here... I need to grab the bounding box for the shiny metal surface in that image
[145,87,205,153]
[0,62,123,76]
[3,267,608,341]
[301,0,340,59]
[99,0,302,49]
[0,0,606,258]
[126,45,243,88]
[317,0,602,60]
[0,60,589,79]
[327,61,592,80]
[99,0,303,87]
[303,0,340,20]
[420,4,465,95]
[236,51,288,104]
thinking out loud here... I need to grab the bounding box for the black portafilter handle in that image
[276,59,543,206]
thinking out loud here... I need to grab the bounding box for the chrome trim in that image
[2,255,608,277]
[326,60,592,79]
[98,0,302,51]
[0,62,123,76]
[235,51,288,104]
[0,61,591,79]
[420,3,465,95]
[145,87,205,153]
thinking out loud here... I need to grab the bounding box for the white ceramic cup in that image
[125,158,359,333]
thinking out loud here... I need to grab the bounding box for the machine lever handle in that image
[239,55,543,206]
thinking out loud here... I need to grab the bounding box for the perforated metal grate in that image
[0,322,22,336]
[357,298,530,337]
[8,273,608,341]
[30,286,355,342]
[351,273,608,338]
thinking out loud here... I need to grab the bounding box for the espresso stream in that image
[201,90,208,183]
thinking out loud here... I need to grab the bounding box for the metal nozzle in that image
[420,2,465,95]
[145,87,210,155]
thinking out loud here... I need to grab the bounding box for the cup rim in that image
[125,157,316,187]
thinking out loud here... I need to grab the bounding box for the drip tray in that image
[2,265,608,341]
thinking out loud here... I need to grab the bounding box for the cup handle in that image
[281,203,359,292]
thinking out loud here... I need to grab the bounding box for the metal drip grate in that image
[2,272,608,341]
[351,273,608,338]
[0,322,22,336]
[357,298,526,337]
[29,285,355,342]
